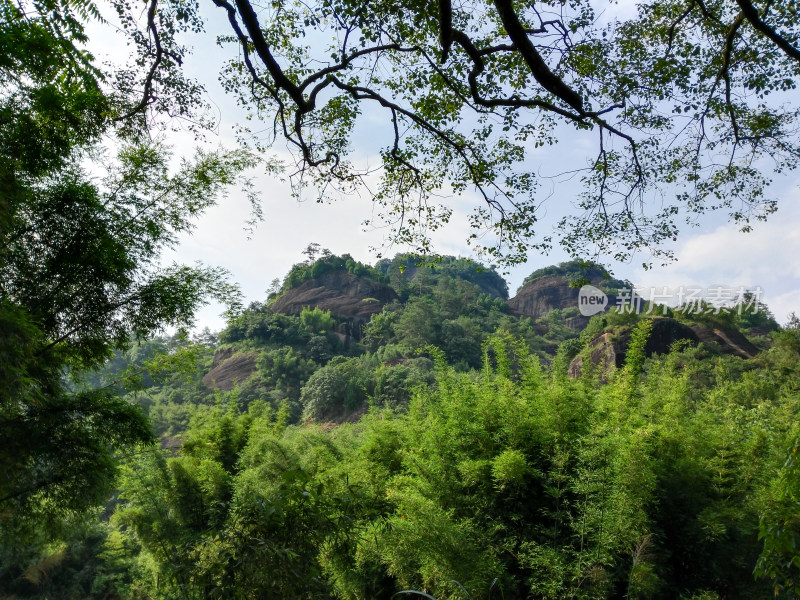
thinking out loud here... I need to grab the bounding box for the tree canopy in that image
[111,0,800,264]
[6,2,800,596]
[11,0,797,266]
[0,0,256,540]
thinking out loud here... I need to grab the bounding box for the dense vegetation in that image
[520,260,630,293]
[0,0,252,569]
[3,248,800,599]
[3,2,800,598]
[87,252,565,435]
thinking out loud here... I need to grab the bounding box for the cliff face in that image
[567,318,760,379]
[269,270,398,337]
[689,325,759,359]
[202,349,258,391]
[508,275,574,319]
[508,274,619,326]
[568,318,699,379]
[568,331,627,380]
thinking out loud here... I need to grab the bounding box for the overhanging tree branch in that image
[492,0,585,113]
[735,0,800,64]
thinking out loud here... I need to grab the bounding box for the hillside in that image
[270,270,397,338]
[17,252,795,600]
[104,253,775,435]
[508,260,632,327]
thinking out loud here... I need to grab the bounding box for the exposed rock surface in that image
[271,270,397,320]
[568,331,627,380]
[202,350,258,391]
[643,318,701,355]
[689,325,759,359]
[270,270,398,339]
[210,347,235,368]
[160,435,182,452]
[568,318,760,379]
[508,274,620,326]
[568,318,699,379]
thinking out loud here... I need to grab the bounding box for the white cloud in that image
[629,182,800,324]
[164,174,389,329]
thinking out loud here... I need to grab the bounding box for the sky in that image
[89,4,800,332]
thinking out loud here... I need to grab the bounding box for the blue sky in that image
[88,4,800,331]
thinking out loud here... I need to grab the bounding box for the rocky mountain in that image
[269,270,398,338]
[568,317,762,379]
[689,324,760,359]
[202,347,258,391]
[199,256,770,401]
[508,272,631,329]
[508,275,590,319]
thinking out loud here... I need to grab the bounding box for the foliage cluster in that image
[103,254,539,434]
[377,255,509,300]
[0,0,254,551]
[192,0,800,264]
[521,260,631,292]
[279,250,387,295]
[8,326,800,598]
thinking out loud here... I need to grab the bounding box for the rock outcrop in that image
[202,349,258,390]
[568,318,699,379]
[508,274,621,327]
[271,270,397,318]
[567,331,627,379]
[270,270,398,338]
[689,325,759,359]
[567,317,760,379]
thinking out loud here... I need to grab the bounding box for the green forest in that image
[4,248,800,599]
[4,0,800,598]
